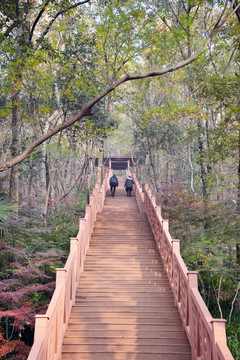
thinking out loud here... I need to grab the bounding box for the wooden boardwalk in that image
[61,181,191,360]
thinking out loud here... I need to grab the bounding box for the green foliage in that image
[157,184,240,356]
[227,315,240,360]
[0,199,17,222]
[0,195,82,358]
[0,0,240,357]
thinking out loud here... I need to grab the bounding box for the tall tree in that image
[0,0,91,201]
[0,0,238,175]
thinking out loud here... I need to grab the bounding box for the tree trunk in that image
[28,162,34,206]
[197,118,210,228]
[146,139,158,191]
[9,76,21,202]
[237,244,240,266]
[237,113,240,210]
[36,144,46,215]
[43,176,52,222]
[86,141,92,203]
[0,130,3,193]
[236,92,240,265]
[45,153,50,194]
[205,114,212,176]
[166,158,169,185]
[97,138,104,185]
[197,119,208,199]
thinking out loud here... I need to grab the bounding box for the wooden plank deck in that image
[61,180,191,360]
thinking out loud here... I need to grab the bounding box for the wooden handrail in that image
[133,174,234,360]
[27,170,110,360]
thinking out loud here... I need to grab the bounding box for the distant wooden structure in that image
[95,155,136,170]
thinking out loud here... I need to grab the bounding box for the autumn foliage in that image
[0,205,78,359]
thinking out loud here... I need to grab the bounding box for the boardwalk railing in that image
[27,171,110,360]
[133,175,234,360]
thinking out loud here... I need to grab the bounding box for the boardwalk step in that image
[61,353,192,360]
[66,324,185,331]
[63,337,189,345]
[70,306,177,312]
[64,329,187,338]
[62,344,190,352]
[60,178,191,359]
[68,317,182,325]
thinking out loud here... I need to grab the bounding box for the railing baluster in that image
[132,173,234,360]
[27,170,111,360]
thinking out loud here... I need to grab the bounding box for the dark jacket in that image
[110,175,118,186]
[124,177,134,189]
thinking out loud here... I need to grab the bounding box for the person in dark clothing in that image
[109,174,119,197]
[124,175,135,197]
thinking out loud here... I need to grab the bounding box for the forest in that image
[0,0,240,358]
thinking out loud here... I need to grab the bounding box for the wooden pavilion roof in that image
[95,155,136,170]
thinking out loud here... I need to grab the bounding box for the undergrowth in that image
[0,194,86,359]
[157,184,240,359]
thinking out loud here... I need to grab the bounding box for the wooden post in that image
[211,319,227,360]
[147,188,152,197]
[85,204,92,249]
[70,238,79,284]
[56,269,67,323]
[151,195,156,206]
[162,219,169,232]
[156,205,161,219]
[187,271,198,352]
[79,218,86,270]
[171,239,180,289]
[34,315,49,341]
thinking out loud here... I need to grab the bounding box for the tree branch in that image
[1,21,21,42]
[0,54,199,172]
[233,0,240,22]
[58,157,88,202]
[1,2,239,173]
[227,281,240,330]
[209,1,240,40]
[29,0,51,42]
[36,0,91,47]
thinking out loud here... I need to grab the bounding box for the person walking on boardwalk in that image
[124,175,135,197]
[109,174,119,197]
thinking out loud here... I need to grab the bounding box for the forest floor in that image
[157,184,240,359]
[0,198,85,359]
[0,190,239,359]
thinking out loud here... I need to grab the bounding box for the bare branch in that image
[0,0,239,172]
[227,282,240,330]
[223,46,238,73]
[1,21,21,43]
[209,1,240,40]
[29,0,51,42]
[209,0,230,38]
[233,0,240,22]
[58,157,88,202]
[0,54,199,172]
[217,276,223,319]
[166,0,181,26]
[36,0,91,47]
